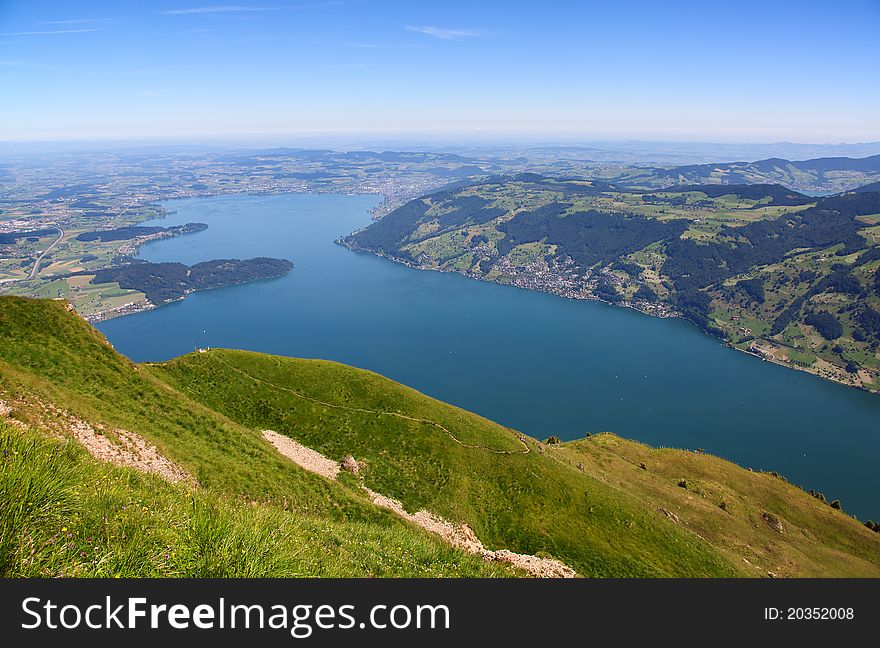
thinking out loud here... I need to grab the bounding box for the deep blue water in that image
[98,193,880,520]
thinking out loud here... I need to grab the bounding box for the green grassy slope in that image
[151,349,879,578]
[1,296,878,577]
[558,435,880,577]
[0,296,509,577]
[0,423,506,577]
[149,350,738,577]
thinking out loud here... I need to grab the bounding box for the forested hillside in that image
[344,176,880,391]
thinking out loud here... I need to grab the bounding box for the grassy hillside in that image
[151,349,880,578]
[1,296,878,577]
[0,297,508,578]
[0,423,508,577]
[558,436,880,577]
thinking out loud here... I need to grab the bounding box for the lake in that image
[98,193,880,520]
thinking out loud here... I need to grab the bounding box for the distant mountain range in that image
[637,154,880,193]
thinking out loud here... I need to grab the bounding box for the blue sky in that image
[1,0,878,142]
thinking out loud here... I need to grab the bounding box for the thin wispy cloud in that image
[37,18,112,26]
[1,28,107,36]
[406,25,482,40]
[159,5,280,15]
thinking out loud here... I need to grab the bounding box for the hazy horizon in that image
[3,131,880,146]
[3,134,880,169]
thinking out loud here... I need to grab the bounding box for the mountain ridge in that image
[637,153,880,193]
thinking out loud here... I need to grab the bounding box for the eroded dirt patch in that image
[70,419,195,485]
[2,395,195,485]
[364,486,577,578]
[263,430,340,479]
[262,429,577,578]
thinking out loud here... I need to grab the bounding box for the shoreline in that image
[81,205,297,323]
[337,238,879,396]
[32,187,876,396]
[87,268,294,324]
[67,191,345,323]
